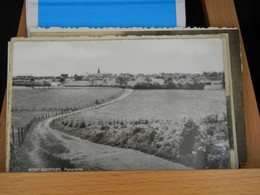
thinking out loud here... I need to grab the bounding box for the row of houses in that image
[13,75,68,81]
[13,70,224,83]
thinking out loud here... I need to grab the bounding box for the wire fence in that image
[12,85,125,100]
[12,87,55,99]
[11,90,124,112]
[10,90,125,152]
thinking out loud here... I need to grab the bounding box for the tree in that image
[103,79,108,86]
[144,76,152,84]
[90,79,96,86]
[116,75,128,87]
[60,77,65,82]
[164,76,177,89]
[43,81,51,86]
[74,74,83,81]
[164,76,172,84]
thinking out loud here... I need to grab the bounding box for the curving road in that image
[28,89,190,171]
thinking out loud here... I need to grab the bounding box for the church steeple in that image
[97,68,100,74]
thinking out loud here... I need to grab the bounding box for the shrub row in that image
[133,81,206,90]
[52,115,230,169]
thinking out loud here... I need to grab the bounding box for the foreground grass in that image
[10,127,75,171]
[51,115,230,169]
[10,136,35,172]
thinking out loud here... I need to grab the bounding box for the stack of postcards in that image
[5,0,246,172]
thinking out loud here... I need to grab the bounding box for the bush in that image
[68,120,74,127]
[179,119,200,156]
[79,121,86,128]
[133,127,145,135]
[62,120,69,126]
[133,80,205,90]
[100,125,110,131]
[203,114,219,123]
[164,77,177,89]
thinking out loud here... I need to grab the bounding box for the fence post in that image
[18,128,21,147]
[21,128,24,144]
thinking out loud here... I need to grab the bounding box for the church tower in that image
[97,68,100,74]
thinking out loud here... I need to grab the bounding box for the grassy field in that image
[11,87,124,129]
[12,87,124,110]
[12,86,42,98]
[11,111,51,129]
[66,89,227,122]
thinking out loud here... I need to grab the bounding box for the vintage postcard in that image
[6,32,245,172]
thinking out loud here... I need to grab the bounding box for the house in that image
[61,74,69,79]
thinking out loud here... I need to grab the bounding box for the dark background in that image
[0,0,259,112]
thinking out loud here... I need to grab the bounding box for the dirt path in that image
[28,89,190,171]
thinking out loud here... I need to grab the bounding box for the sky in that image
[12,37,225,76]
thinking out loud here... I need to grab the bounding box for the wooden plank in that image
[0,169,260,194]
[0,91,7,172]
[202,0,260,168]
[0,1,27,172]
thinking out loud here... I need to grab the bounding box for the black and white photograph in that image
[7,35,234,172]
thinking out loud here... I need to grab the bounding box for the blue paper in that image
[37,0,177,28]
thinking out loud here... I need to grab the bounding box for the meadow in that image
[11,87,124,129]
[12,87,124,111]
[11,110,51,129]
[64,89,227,122]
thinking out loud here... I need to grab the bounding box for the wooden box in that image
[0,0,259,194]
